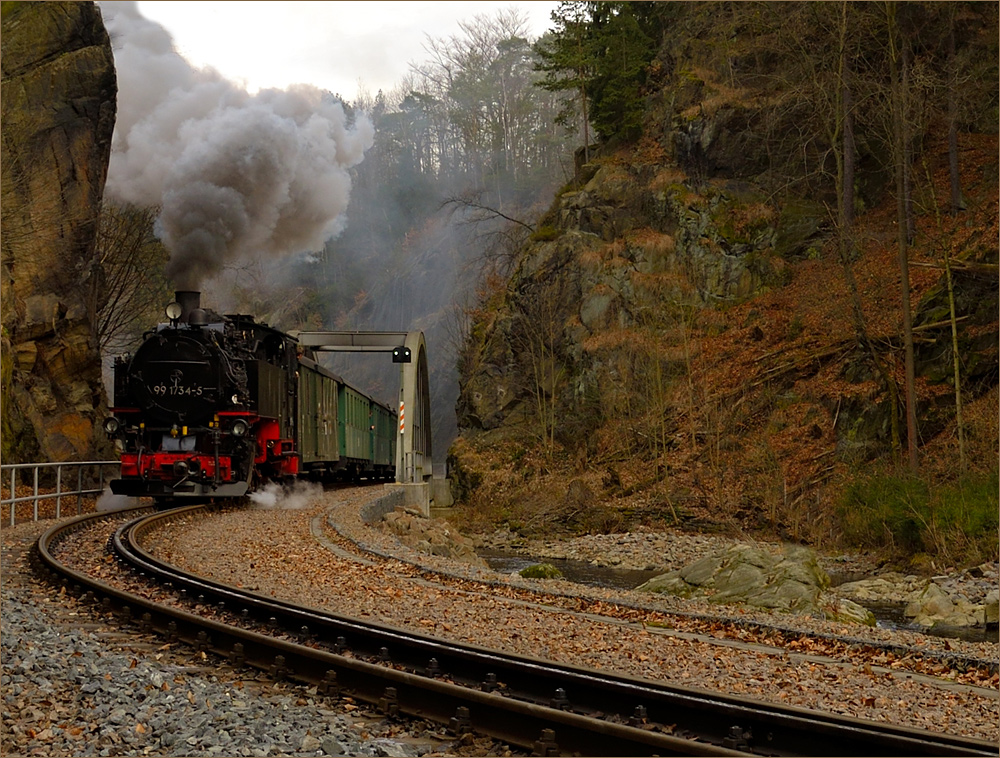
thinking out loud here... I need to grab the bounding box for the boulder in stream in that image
[636,543,875,625]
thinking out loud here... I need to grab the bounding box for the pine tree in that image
[533,1,596,160]
[587,2,656,143]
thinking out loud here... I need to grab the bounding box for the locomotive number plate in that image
[151,383,205,397]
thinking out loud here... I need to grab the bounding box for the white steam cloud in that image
[100,2,374,289]
[95,485,137,512]
[249,480,322,510]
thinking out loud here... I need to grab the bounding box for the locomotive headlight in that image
[165,301,183,321]
[231,419,249,437]
[103,417,120,434]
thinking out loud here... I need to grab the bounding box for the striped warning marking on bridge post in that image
[399,401,405,433]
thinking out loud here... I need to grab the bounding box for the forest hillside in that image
[448,1,999,567]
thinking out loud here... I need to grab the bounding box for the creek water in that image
[478,549,661,590]
[478,549,999,645]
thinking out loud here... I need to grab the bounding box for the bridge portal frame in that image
[290,331,432,484]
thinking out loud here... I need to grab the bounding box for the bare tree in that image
[919,155,967,473]
[87,202,170,354]
[441,190,535,279]
[946,4,965,215]
[516,293,566,457]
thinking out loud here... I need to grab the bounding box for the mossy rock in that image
[519,563,564,579]
[531,225,563,242]
[825,598,876,626]
[774,199,827,259]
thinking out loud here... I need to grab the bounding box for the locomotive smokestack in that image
[176,291,201,323]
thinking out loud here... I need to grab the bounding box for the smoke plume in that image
[100,2,373,289]
[95,485,137,512]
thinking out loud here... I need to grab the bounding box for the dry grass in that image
[679,66,757,120]
[649,167,687,192]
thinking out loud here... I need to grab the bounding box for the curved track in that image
[36,506,997,757]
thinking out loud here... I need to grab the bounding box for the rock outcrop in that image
[985,590,999,626]
[382,507,487,568]
[636,543,876,626]
[1,1,117,461]
[456,167,792,437]
[903,583,984,628]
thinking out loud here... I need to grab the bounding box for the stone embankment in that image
[382,508,487,568]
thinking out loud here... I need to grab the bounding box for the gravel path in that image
[143,488,999,745]
[1,516,515,758]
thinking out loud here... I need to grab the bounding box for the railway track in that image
[36,506,997,757]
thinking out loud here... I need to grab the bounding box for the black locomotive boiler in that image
[105,291,396,506]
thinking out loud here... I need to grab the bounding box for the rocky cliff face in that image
[453,95,998,537]
[457,155,797,439]
[1,1,117,462]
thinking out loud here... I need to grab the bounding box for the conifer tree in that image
[586,2,655,143]
[533,1,596,160]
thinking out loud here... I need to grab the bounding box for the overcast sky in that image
[132,1,561,101]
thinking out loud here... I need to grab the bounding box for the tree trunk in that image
[920,149,968,473]
[888,4,919,474]
[843,53,857,234]
[575,18,590,165]
[902,39,916,244]
[835,3,900,461]
[947,7,964,214]
[943,246,967,472]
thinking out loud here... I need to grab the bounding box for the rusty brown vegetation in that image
[450,129,998,566]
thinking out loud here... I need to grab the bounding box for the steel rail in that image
[36,509,741,757]
[115,509,1000,758]
[36,508,998,758]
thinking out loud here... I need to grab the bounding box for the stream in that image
[478,549,999,645]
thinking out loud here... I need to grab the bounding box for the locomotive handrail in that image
[1,460,119,525]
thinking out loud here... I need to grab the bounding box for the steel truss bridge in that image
[291,331,432,486]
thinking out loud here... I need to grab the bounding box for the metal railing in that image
[1,461,118,525]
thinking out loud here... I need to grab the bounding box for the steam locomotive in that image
[105,291,396,506]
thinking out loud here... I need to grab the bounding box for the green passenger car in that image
[294,353,395,480]
[370,401,396,468]
[338,383,371,462]
[296,357,339,467]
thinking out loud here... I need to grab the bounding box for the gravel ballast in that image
[1,518,512,758]
[148,488,998,744]
[3,486,997,755]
